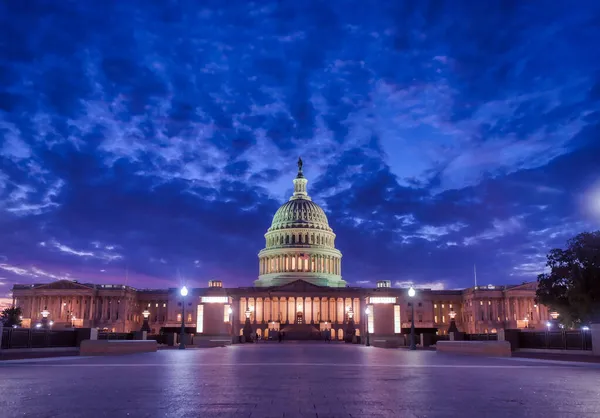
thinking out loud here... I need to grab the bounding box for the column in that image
[282,297,287,323]
[303,297,306,321]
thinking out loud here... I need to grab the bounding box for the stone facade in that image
[11,279,550,336]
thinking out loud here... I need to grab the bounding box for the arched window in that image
[337,329,344,340]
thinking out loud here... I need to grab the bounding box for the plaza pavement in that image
[0,342,599,418]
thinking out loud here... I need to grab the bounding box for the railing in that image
[147,334,167,345]
[465,333,498,341]
[1,328,77,349]
[98,332,134,340]
[518,330,592,351]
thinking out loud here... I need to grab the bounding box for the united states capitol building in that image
[11,160,552,341]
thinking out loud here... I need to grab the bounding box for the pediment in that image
[36,280,94,290]
[506,281,538,292]
[270,279,327,293]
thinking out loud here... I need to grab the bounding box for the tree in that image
[1,306,23,327]
[536,231,600,326]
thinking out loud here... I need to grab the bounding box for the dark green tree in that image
[1,306,23,327]
[536,231,600,326]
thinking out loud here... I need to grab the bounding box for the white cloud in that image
[365,80,590,193]
[0,121,31,161]
[0,263,70,281]
[394,280,445,291]
[463,216,523,246]
[4,179,64,216]
[45,240,123,262]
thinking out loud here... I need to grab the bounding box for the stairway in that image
[279,323,321,340]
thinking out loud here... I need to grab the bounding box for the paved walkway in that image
[1,343,599,417]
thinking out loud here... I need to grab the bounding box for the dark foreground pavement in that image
[1,343,599,418]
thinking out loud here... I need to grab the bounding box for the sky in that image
[1,1,600,296]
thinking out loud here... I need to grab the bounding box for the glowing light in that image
[449,310,457,319]
[369,297,396,304]
[142,309,150,319]
[35,323,42,328]
[40,307,50,318]
[365,307,370,315]
[582,326,590,331]
[228,307,232,314]
[408,287,416,298]
[550,311,559,319]
[201,296,228,303]
[180,286,189,297]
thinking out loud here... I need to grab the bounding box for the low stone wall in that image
[80,339,157,356]
[437,340,511,357]
[193,335,232,347]
[372,337,403,349]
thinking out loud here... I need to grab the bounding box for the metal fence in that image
[147,334,167,345]
[518,330,592,351]
[97,332,134,340]
[1,328,77,349]
[465,333,498,341]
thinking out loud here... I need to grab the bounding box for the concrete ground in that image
[1,343,599,418]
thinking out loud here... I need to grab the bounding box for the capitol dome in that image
[255,158,345,288]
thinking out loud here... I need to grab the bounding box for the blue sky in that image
[1,1,600,294]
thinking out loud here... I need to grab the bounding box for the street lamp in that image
[364,307,371,347]
[408,287,416,350]
[448,309,458,334]
[345,306,355,343]
[179,286,188,350]
[228,306,233,340]
[141,309,151,332]
[40,306,50,330]
[243,307,253,342]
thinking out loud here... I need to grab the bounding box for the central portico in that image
[255,158,345,288]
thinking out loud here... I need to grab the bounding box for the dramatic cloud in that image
[1,1,599,296]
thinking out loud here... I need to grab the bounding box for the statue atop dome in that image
[297,157,304,178]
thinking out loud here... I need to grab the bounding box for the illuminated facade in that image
[256,158,344,287]
[10,162,552,339]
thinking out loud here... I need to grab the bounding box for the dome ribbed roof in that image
[270,198,330,230]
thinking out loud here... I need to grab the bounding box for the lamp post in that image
[40,306,50,330]
[364,307,370,347]
[345,306,355,343]
[179,286,188,350]
[448,309,458,334]
[243,307,253,342]
[228,306,233,341]
[141,309,151,332]
[408,287,416,350]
